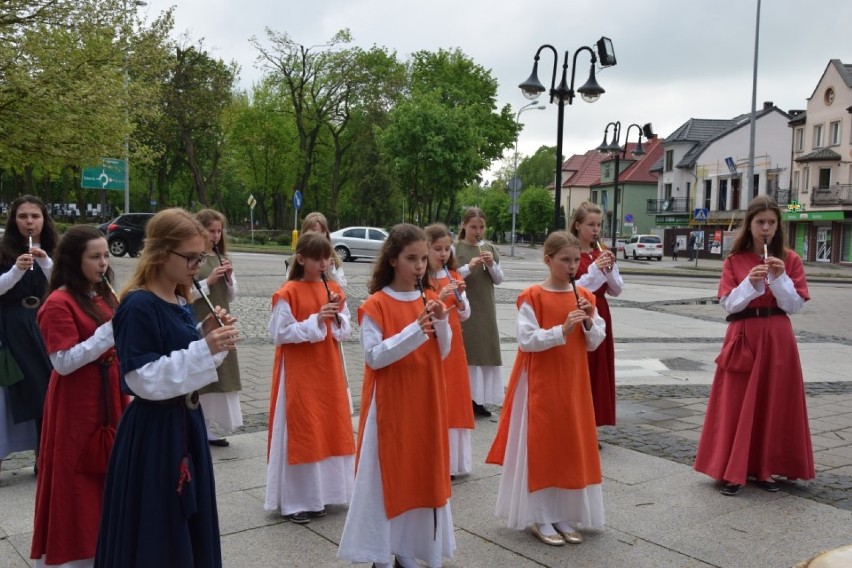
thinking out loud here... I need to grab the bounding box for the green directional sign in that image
[81,158,126,190]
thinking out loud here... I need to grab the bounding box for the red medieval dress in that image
[575,249,623,425]
[694,250,814,485]
[31,290,128,566]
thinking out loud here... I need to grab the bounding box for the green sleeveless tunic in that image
[454,241,502,366]
[192,255,242,394]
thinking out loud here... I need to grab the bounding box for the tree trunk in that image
[181,131,208,206]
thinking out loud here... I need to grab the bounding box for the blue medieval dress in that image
[95,289,226,568]
[0,256,52,458]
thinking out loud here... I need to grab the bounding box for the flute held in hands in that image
[415,275,437,338]
[320,271,341,326]
[192,277,224,327]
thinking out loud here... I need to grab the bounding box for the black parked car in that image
[106,213,155,257]
[96,218,116,235]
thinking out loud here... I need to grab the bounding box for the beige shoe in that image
[531,524,565,546]
[555,525,583,544]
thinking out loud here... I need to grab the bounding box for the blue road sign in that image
[293,190,303,210]
[624,213,634,223]
[694,208,709,221]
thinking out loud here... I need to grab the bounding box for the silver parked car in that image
[330,226,388,262]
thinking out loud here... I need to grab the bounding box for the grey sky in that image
[141,0,851,174]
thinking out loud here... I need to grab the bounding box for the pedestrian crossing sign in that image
[694,208,708,221]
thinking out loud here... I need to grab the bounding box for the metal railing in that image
[646,197,692,214]
[810,184,852,206]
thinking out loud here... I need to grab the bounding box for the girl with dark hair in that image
[694,195,814,496]
[0,195,58,468]
[338,224,455,568]
[191,209,242,447]
[95,208,240,568]
[454,207,504,418]
[425,223,474,477]
[265,232,354,524]
[31,225,128,568]
[487,231,606,547]
[568,201,623,428]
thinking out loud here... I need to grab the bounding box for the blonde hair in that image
[120,208,207,300]
[458,207,486,241]
[301,211,340,269]
[424,223,458,270]
[196,209,228,255]
[543,231,580,258]
[287,232,333,281]
[568,201,603,238]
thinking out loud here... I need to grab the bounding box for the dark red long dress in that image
[575,250,617,426]
[694,250,814,485]
[31,290,127,565]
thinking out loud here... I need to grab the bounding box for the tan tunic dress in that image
[454,241,502,366]
[192,255,241,394]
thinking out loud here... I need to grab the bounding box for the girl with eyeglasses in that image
[94,208,240,567]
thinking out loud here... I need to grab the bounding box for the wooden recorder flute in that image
[415,275,437,338]
[192,277,224,327]
[569,275,581,307]
[594,237,611,272]
[213,243,232,285]
[320,271,341,326]
[101,273,120,303]
[443,263,464,303]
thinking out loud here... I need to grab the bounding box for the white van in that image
[623,234,663,260]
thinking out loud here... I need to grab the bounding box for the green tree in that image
[518,145,558,189]
[519,186,553,245]
[223,81,300,228]
[165,44,237,207]
[380,48,518,224]
[480,188,510,242]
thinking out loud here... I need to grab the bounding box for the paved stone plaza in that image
[2,248,851,567]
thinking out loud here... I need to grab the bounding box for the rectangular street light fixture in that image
[597,37,617,67]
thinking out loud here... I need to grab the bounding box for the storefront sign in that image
[782,210,844,221]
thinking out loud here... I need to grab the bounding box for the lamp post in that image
[510,100,546,257]
[596,121,655,250]
[519,37,617,231]
[123,0,147,214]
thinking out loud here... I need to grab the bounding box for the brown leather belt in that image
[726,307,786,322]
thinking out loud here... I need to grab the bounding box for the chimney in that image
[763,101,774,110]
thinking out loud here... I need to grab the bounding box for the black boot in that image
[472,402,492,417]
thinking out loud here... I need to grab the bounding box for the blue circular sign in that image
[624,213,634,222]
[293,190,303,210]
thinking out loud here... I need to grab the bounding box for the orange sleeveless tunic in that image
[357,290,452,519]
[268,280,354,464]
[431,270,475,430]
[487,285,602,491]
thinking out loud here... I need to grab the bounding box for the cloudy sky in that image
[139,0,850,175]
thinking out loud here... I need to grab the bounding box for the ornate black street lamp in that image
[519,37,617,231]
[596,121,655,249]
